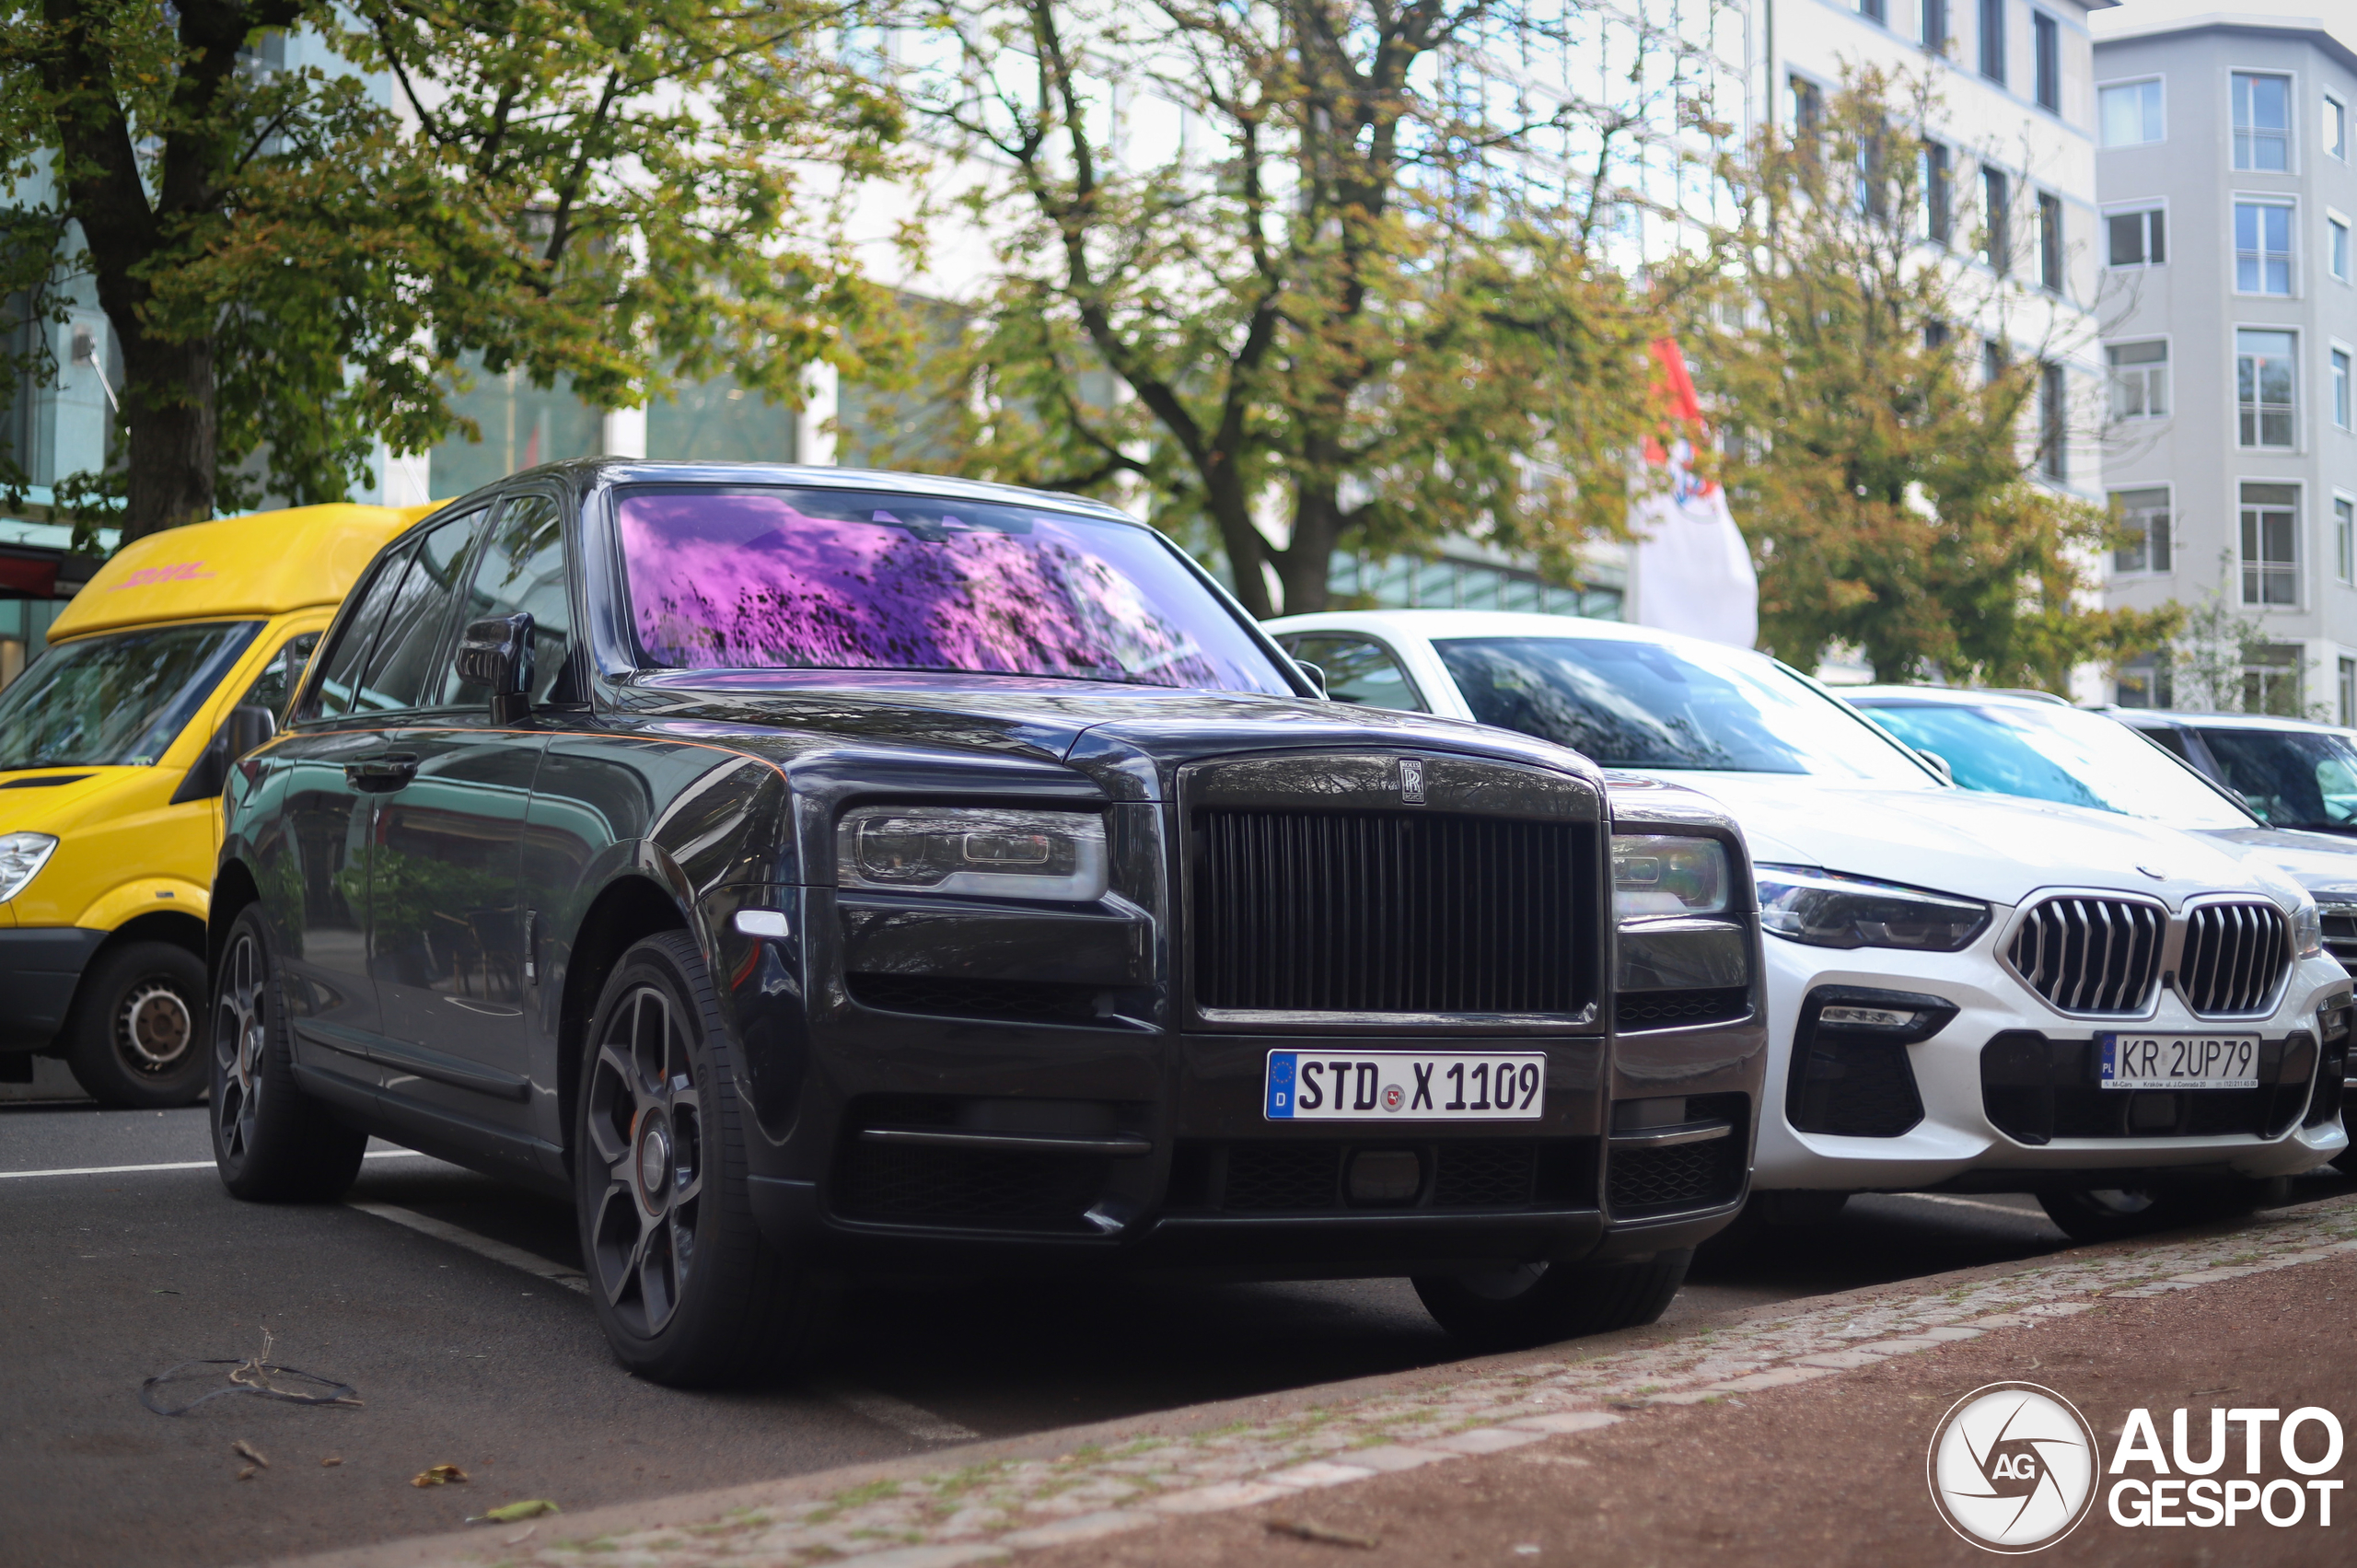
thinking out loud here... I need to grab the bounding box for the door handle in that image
[344,752,420,792]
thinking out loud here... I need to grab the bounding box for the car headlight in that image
[836,807,1109,900]
[2293,900,2325,959]
[1612,834,1731,922]
[0,832,58,903]
[1755,865,1989,951]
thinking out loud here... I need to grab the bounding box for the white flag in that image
[1630,340,1758,650]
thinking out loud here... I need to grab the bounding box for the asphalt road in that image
[3,1101,2347,1568]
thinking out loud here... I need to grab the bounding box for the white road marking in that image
[0,1149,427,1181]
[345,1200,589,1293]
[1887,1191,2053,1221]
[816,1381,982,1444]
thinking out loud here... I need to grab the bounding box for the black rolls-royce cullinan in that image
[210,461,1767,1385]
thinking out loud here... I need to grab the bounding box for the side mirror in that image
[168,705,279,805]
[1294,659,1329,699]
[1915,748,1955,784]
[457,613,535,725]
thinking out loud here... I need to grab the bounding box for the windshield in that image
[616,489,1293,694]
[2193,726,2357,833]
[1431,635,1936,781]
[0,621,261,771]
[1859,701,2253,828]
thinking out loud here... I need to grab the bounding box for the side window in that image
[307,543,417,720]
[1280,633,1429,713]
[443,491,576,706]
[351,510,487,714]
[237,632,322,721]
[2139,727,2193,762]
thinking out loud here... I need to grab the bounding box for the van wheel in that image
[65,941,210,1109]
[209,908,367,1201]
[1413,1249,1691,1353]
[575,932,823,1388]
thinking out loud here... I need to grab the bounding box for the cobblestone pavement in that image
[294,1194,2357,1568]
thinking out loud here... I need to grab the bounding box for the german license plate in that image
[1263,1051,1546,1121]
[2098,1033,2261,1091]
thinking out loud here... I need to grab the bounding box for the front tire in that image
[64,941,210,1109]
[1413,1249,1691,1353]
[575,932,820,1388]
[209,908,366,1201]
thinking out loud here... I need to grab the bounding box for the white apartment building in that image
[2093,9,2357,719]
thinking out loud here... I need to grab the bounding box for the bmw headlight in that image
[2293,900,2325,959]
[0,831,57,902]
[1755,865,1989,951]
[1612,834,1731,922]
[836,807,1109,900]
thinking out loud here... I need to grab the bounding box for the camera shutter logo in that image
[1926,1382,2099,1552]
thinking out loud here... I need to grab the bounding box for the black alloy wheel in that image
[1412,1249,1692,1353]
[575,931,821,1387]
[64,941,210,1109]
[209,907,367,1201]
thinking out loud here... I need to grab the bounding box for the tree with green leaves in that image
[888,0,1697,617]
[1698,68,2177,689]
[1,0,901,540]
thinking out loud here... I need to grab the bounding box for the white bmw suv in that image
[1268,610,2352,1241]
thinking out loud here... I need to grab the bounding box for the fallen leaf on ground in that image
[469,1500,560,1524]
[1265,1517,1379,1550]
[236,1466,257,1481]
[232,1440,269,1469]
[320,1456,343,1468]
[411,1464,469,1487]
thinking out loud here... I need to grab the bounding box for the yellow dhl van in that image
[0,502,435,1106]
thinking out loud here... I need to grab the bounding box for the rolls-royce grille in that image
[2008,898,2165,1015]
[1192,808,1593,1015]
[2178,901,2292,1015]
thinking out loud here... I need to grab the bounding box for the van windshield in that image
[615,488,1293,693]
[0,621,261,771]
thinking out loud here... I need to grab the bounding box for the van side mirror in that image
[457,613,535,724]
[168,705,279,805]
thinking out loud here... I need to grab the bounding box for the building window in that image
[1983,337,2008,386]
[2038,361,2067,481]
[2033,13,2060,111]
[2234,73,2292,171]
[2235,202,2293,295]
[2241,483,2301,606]
[2330,215,2350,283]
[2108,340,2168,420]
[2238,330,2296,447]
[1980,0,2005,85]
[2106,205,2165,267]
[2337,348,2352,430]
[1925,319,1951,350]
[2340,656,2355,727]
[2038,192,2064,292]
[2328,95,2348,160]
[1923,141,1953,244]
[1981,166,2010,273]
[2116,655,2173,709]
[1923,0,1948,53]
[2112,487,2172,574]
[1860,0,1886,23]
[2101,79,2165,145]
[2339,496,2356,586]
[1790,75,1823,138]
[2245,645,2304,714]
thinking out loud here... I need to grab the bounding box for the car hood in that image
[619,670,1607,802]
[1642,772,2288,909]
[0,765,151,832]
[2197,825,2357,900]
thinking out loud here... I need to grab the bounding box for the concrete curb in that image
[259,1192,2357,1568]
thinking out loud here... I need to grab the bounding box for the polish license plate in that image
[1263,1051,1546,1121]
[2098,1033,2261,1091]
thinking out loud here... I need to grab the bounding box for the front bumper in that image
[0,926,106,1051]
[708,885,1768,1277]
[1751,931,2351,1191]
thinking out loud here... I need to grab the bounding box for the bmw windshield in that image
[1430,635,1934,783]
[0,621,260,771]
[1857,699,2254,829]
[616,488,1293,694]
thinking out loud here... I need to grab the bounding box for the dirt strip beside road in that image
[275,1194,2357,1568]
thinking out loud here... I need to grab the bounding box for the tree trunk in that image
[1277,481,1345,617]
[117,332,217,541]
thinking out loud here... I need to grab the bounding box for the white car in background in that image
[1267,610,2352,1241]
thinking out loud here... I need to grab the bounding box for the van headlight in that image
[0,832,58,902]
[1612,834,1732,921]
[1756,865,1989,952]
[836,807,1109,900]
